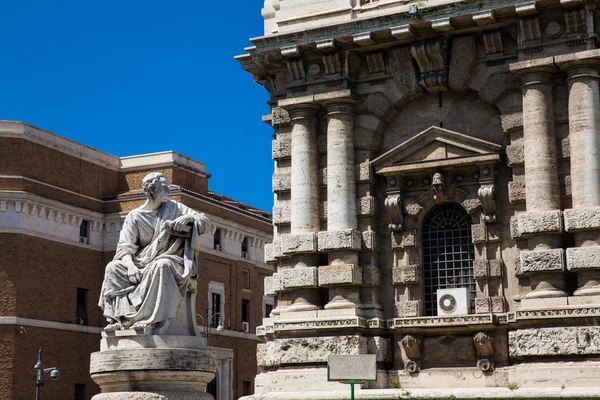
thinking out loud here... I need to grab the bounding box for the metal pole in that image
[35,348,43,400]
[350,383,354,400]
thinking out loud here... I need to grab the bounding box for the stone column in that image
[558,50,600,296]
[320,98,362,312]
[511,59,567,300]
[286,105,321,312]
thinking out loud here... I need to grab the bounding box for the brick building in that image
[0,120,273,400]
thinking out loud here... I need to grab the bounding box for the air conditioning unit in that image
[242,321,250,333]
[436,288,469,316]
[79,236,89,244]
[241,251,248,258]
[214,244,222,251]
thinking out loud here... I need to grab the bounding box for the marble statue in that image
[98,172,209,331]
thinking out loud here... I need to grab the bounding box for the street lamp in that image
[196,308,224,347]
[34,347,59,400]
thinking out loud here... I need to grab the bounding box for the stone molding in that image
[509,326,600,359]
[520,248,565,273]
[564,207,600,231]
[514,306,600,320]
[392,314,495,328]
[566,247,600,271]
[282,267,318,289]
[272,317,367,332]
[318,264,362,286]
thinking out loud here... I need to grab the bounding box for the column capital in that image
[287,104,320,121]
[510,57,556,86]
[556,50,600,82]
[322,98,357,116]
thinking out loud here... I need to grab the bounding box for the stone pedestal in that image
[90,331,217,400]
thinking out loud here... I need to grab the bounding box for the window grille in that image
[422,203,475,316]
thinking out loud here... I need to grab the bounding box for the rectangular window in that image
[76,288,88,325]
[214,228,222,251]
[211,292,221,328]
[79,220,89,244]
[242,270,250,290]
[74,383,86,400]
[241,237,248,258]
[265,303,273,318]
[242,299,249,323]
[243,380,252,396]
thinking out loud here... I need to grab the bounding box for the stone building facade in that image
[238,0,600,398]
[0,121,273,400]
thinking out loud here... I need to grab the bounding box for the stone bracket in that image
[318,229,362,252]
[400,334,422,373]
[281,232,318,254]
[282,267,318,289]
[318,264,362,286]
[566,247,600,271]
[385,193,404,231]
[564,207,600,232]
[515,210,563,236]
[520,249,565,273]
[473,331,495,372]
[478,183,497,223]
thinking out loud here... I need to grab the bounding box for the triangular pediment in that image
[371,126,502,175]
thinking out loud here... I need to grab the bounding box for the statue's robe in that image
[99,199,208,328]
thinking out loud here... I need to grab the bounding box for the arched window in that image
[422,203,475,316]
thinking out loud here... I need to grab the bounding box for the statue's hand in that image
[127,263,142,285]
[170,215,194,232]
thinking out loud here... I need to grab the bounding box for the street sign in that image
[327,354,377,381]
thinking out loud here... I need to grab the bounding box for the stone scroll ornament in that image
[400,334,422,373]
[477,185,497,223]
[385,194,404,231]
[98,172,209,332]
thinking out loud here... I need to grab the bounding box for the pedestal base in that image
[90,332,216,400]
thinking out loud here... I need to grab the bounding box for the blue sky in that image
[0,0,273,212]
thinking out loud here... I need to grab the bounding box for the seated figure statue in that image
[99,172,209,332]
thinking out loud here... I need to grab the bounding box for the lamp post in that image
[34,347,59,400]
[196,308,224,348]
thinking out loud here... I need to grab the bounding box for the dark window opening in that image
[79,220,89,244]
[265,303,273,318]
[76,288,88,325]
[243,380,252,396]
[242,299,249,323]
[207,375,218,399]
[242,237,248,258]
[74,383,86,400]
[214,228,222,251]
[422,203,475,316]
[211,293,221,328]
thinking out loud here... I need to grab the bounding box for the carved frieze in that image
[519,17,542,52]
[509,327,600,359]
[366,52,385,74]
[393,314,494,328]
[322,53,341,75]
[410,38,448,92]
[286,58,305,81]
[565,8,586,36]
[483,31,503,55]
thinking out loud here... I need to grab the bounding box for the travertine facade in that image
[238,0,600,398]
[0,121,273,400]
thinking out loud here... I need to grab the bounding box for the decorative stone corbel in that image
[400,334,422,373]
[478,166,497,223]
[431,172,446,200]
[385,194,404,232]
[473,331,495,372]
[410,38,448,92]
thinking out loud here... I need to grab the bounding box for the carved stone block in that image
[475,297,491,314]
[471,224,487,243]
[506,144,524,166]
[487,225,501,242]
[282,267,318,289]
[271,107,291,125]
[389,46,421,98]
[448,35,475,92]
[520,249,565,273]
[516,210,563,236]
[318,264,362,286]
[362,265,380,287]
[272,205,291,224]
[510,215,522,239]
[392,230,416,248]
[357,161,373,182]
[566,247,600,271]
[264,273,283,296]
[508,181,526,203]
[361,230,377,251]
[318,229,362,251]
[489,260,504,277]
[564,207,600,231]
[272,173,291,192]
[509,327,600,359]
[357,196,376,216]
[392,265,418,285]
[272,138,292,159]
[491,296,505,313]
[404,301,419,317]
[473,260,489,279]
[281,233,318,254]
[264,241,281,262]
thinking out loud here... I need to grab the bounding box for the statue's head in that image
[432,172,443,185]
[142,172,170,203]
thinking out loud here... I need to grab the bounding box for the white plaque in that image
[327,354,376,381]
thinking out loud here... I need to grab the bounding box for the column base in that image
[324,287,362,312]
[574,270,600,296]
[525,272,568,299]
[287,289,320,312]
